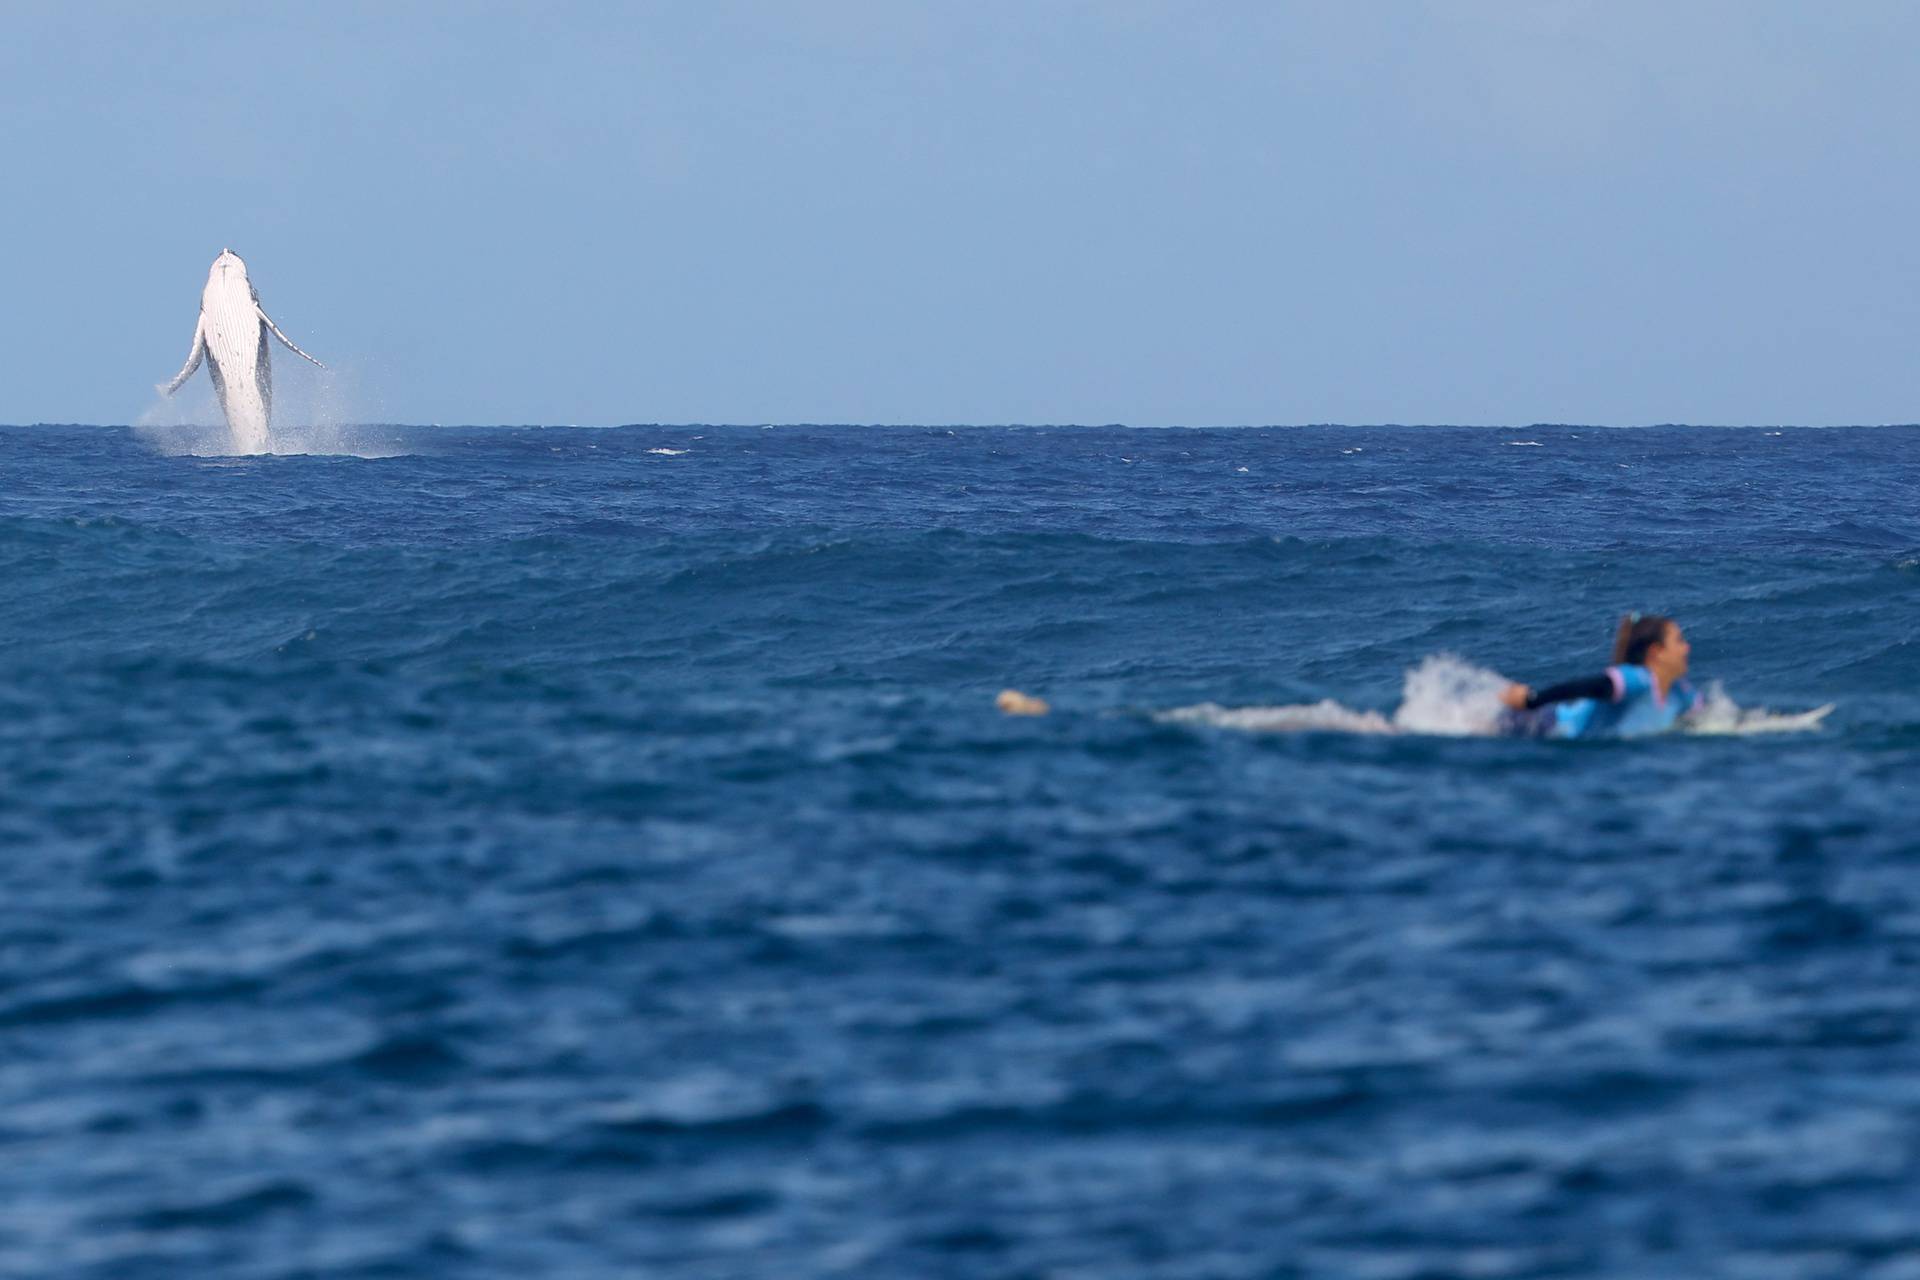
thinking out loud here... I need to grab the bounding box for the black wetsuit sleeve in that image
[1523,673,1616,710]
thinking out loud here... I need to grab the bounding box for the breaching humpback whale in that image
[160,249,324,453]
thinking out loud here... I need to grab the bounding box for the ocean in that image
[3,422,1917,1279]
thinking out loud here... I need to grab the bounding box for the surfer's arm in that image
[257,305,326,369]
[1525,674,1617,708]
[159,316,206,395]
[1500,673,1618,711]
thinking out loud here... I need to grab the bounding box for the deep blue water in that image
[3,423,1918,1279]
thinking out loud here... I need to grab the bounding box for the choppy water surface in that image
[3,423,1918,1279]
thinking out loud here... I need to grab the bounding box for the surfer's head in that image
[1612,613,1688,679]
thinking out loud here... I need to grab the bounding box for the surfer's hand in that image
[1499,683,1532,710]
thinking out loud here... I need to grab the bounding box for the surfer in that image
[1498,613,1699,738]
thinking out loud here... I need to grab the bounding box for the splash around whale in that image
[159,249,325,455]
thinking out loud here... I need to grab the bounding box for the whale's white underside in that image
[162,251,323,454]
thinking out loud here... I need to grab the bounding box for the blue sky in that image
[4,1,1917,426]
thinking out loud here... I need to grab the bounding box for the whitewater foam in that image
[1159,699,1396,735]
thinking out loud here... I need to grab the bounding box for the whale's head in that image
[209,248,249,281]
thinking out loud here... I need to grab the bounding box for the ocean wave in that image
[0,975,258,1029]
[119,1178,315,1231]
[6,423,1919,1278]
[592,1096,830,1138]
[854,1076,1376,1140]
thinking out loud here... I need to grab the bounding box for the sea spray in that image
[136,359,405,458]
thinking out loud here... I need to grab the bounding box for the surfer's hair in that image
[1612,613,1674,666]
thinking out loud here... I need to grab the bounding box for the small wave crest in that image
[1161,655,1830,739]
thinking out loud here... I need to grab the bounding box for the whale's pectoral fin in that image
[160,316,207,396]
[257,304,326,369]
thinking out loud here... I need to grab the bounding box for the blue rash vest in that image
[1551,664,1699,739]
